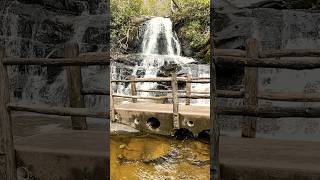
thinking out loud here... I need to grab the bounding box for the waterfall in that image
[113,17,210,105]
[141,17,181,55]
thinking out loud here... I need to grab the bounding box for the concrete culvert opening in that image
[174,128,194,140]
[187,121,194,127]
[146,117,160,129]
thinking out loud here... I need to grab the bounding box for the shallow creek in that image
[110,133,210,180]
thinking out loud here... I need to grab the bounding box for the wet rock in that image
[158,61,182,77]
[135,68,146,78]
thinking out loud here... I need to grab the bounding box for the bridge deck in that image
[115,102,209,116]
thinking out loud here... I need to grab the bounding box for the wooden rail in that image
[133,89,320,101]
[216,56,320,70]
[3,56,109,66]
[111,78,210,83]
[0,42,109,180]
[261,49,320,58]
[112,94,211,99]
[8,104,108,118]
[257,92,320,102]
[136,89,209,93]
[214,48,320,58]
[216,105,320,118]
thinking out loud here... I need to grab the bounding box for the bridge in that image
[110,75,210,136]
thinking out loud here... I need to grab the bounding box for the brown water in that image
[110,133,210,180]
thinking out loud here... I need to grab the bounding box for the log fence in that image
[0,42,109,180]
[211,38,320,179]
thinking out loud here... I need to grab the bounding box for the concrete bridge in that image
[110,74,210,136]
[114,102,209,136]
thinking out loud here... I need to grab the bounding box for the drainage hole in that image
[187,121,194,127]
[146,117,160,129]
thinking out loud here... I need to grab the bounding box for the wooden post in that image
[242,38,259,138]
[65,42,87,130]
[0,47,17,180]
[110,79,115,122]
[171,73,179,129]
[211,57,220,180]
[185,74,191,105]
[129,76,137,103]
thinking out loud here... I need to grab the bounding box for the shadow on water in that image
[110,132,210,180]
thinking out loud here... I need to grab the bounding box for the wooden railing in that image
[2,38,320,179]
[211,38,320,180]
[110,75,210,129]
[0,42,109,180]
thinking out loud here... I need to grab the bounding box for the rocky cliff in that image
[213,0,320,140]
[0,0,109,111]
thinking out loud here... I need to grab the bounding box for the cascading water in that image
[113,17,210,105]
[142,17,181,55]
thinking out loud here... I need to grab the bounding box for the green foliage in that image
[172,0,210,63]
[111,0,171,51]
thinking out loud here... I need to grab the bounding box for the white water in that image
[114,17,210,105]
[142,17,181,55]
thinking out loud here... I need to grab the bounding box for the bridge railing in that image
[110,75,210,129]
[211,38,320,180]
[0,42,109,180]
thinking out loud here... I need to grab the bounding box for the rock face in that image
[0,0,109,111]
[214,0,320,140]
